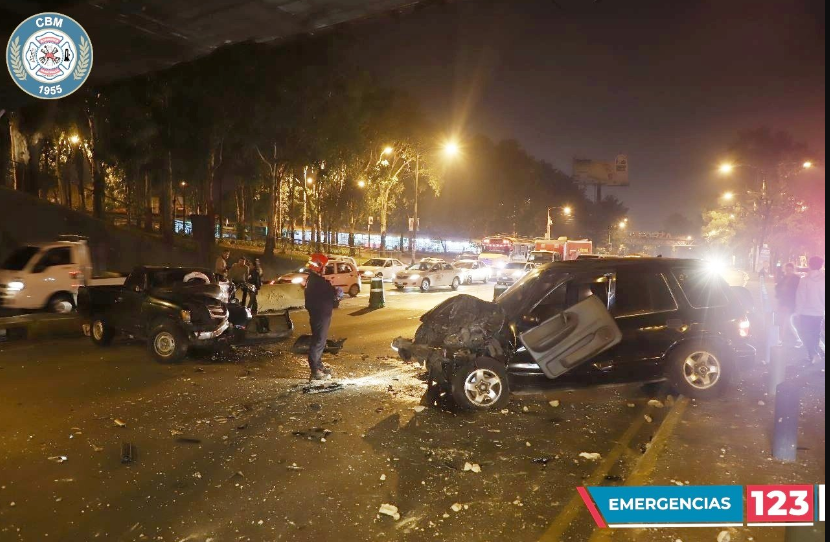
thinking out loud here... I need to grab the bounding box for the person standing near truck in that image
[775,262,801,347]
[215,249,231,279]
[248,258,263,315]
[305,253,336,381]
[228,256,250,306]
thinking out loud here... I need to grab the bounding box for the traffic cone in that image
[369,276,385,309]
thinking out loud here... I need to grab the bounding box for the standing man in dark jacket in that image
[305,254,336,380]
[248,258,263,315]
[775,262,801,346]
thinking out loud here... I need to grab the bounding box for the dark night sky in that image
[344,0,825,229]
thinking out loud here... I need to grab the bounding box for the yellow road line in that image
[586,396,690,542]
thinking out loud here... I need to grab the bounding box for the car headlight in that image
[291,277,305,284]
[7,281,24,291]
[180,309,192,323]
[409,274,420,280]
[494,261,506,269]
[512,271,522,277]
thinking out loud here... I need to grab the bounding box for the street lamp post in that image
[546,206,573,239]
[410,153,420,264]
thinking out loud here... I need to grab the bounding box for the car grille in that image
[207,304,226,319]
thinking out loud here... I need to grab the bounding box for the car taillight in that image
[739,317,750,337]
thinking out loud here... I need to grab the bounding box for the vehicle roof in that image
[135,265,212,273]
[456,259,480,263]
[542,257,709,271]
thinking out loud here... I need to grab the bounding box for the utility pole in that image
[546,207,552,240]
[410,153,420,264]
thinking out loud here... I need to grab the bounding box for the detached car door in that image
[519,294,622,379]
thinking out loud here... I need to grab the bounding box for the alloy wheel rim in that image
[682,351,721,389]
[92,321,104,340]
[154,332,176,357]
[463,368,503,405]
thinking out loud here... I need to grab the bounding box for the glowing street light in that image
[722,191,735,201]
[357,179,366,189]
[443,140,460,158]
[68,134,80,145]
[618,221,627,229]
[803,161,813,169]
[180,181,187,187]
[562,206,573,216]
[306,177,314,185]
[719,163,735,175]
[382,146,393,156]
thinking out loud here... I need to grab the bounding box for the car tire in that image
[420,279,430,292]
[451,357,510,411]
[396,285,405,291]
[465,275,473,285]
[451,277,460,291]
[375,272,384,279]
[667,341,730,399]
[47,292,75,313]
[90,317,115,346]
[148,322,188,363]
[348,284,360,298]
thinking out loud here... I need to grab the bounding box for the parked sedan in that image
[454,259,490,284]
[277,262,361,297]
[394,259,462,292]
[357,258,406,281]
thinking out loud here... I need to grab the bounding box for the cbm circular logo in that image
[6,13,93,99]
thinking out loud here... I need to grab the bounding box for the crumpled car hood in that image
[414,294,506,350]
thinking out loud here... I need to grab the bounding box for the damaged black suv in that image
[394,258,754,410]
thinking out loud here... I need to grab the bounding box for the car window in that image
[363,259,385,267]
[1,245,39,270]
[34,247,71,271]
[124,271,146,291]
[394,260,403,267]
[529,282,568,322]
[431,264,441,271]
[612,271,677,317]
[324,263,336,275]
[672,267,730,308]
[337,263,351,274]
[443,263,454,270]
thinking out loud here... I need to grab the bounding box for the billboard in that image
[573,154,629,186]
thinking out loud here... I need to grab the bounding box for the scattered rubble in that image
[47,455,68,463]
[463,462,481,473]
[579,452,602,461]
[378,503,401,520]
[647,399,664,408]
[113,418,127,427]
[548,400,560,407]
[644,414,653,423]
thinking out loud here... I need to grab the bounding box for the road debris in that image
[579,452,602,461]
[175,437,202,444]
[380,474,387,481]
[47,455,68,463]
[757,400,765,406]
[121,442,136,464]
[647,399,664,408]
[292,427,332,441]
[450,503,463,512]
[644,414,653,423]
[113,418,127,427]
[378,503,401,520]
[532,457,551,466]
[627,403,636,408]
[463,462,481,473]
[717,530,732,542]
[413,405,426,413]
[549,400,560,407]
[302,382,345,395]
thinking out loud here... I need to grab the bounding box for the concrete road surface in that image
[0,282,821,542]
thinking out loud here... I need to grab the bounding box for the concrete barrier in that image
[235,283,305,313]
[0,313,82,342]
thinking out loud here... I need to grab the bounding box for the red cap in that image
[308,253,329,270]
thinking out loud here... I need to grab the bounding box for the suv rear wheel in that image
[451,357,510,410]
[667,342,729,399]
[451,277,460,290]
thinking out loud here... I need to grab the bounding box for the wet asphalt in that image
[0,283,747,541]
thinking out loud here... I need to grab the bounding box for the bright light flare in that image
[803,161,813,169]
[357,179,366,188]
[443,140,460,158]
[719,163,735,175]
[722,191,735,201]
[69,134,80,145]
[618,221,627,229]
[563,206,573,216]
[306,177,314,185]
[382,146,393,155]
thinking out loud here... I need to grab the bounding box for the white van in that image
[0,238,125,313]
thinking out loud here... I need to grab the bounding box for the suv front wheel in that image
[667,342,729,399]
[451,357,510,410]
[148,322,188,363]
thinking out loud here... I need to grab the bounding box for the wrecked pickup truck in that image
[393,258,755,410]
[78,266,294,362]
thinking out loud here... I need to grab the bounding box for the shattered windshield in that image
[362,259,386,267]
[407,262,432,271]
[496,267,570,318]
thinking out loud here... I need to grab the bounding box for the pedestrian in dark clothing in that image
[775,262,801,346]
[305,253,337,380]
[248,258,263,315]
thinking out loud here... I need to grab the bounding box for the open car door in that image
[519,295,622,379]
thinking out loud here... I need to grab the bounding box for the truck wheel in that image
[451,277,460,291]
[348,284,360,297]
[451,357,510,411]
[667,341,730,399]
[148,323,188,363]
[47,292,75,313]
[420,279,431,292]
[90,318,115,346]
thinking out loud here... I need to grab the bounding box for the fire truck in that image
[530,237,593,263]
